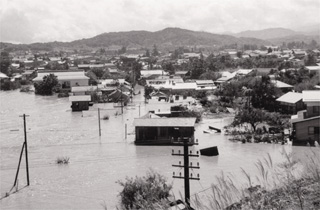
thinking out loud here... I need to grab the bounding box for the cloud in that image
[0,0,319,43]
[0,8,36,43]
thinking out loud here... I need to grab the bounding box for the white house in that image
[33,70,89,89]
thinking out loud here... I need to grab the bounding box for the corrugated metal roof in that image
[195,80,214,85]
[172,83,197,90]
[34,75,89,81]
[0,72,8,78]
[303,90,320,102]
[276,92,302,104]
[134,117,196,127]
[271,80,293,88]
[69,95,91,102]
[71,86,97,92]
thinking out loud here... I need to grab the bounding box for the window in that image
[313,106,320,113]
[308,127,320,134]
[308,127,314,134]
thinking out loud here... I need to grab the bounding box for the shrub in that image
[102,114,109,120]
[34,74,59,95]
[117,170,172,210]
[0,80,20,90]
[56,156,70,164]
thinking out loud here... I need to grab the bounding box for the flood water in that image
[0,86,318,209]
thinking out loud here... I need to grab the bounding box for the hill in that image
[234,28,299,40]
[267,34,320,45]
[0,28,270,52]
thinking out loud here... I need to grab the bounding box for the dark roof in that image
[134,117,196,127]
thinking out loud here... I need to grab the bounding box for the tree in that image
[162,61,175,75]
[249,76,280,110]
[237,51,242,58]
[145,49,150,57]
[144,85,154,102]
[152,44,159,56]
[118,46,127,55]
[34,74,59,95]
[90,68,105,79]
[305,53,317,66]
[267,47,273,53]
[0,51,11,76]
[266,112,290,131]
[117,170,172,210]
[189,58,205,79]
[232,108,267,132]
[199,71,221,81]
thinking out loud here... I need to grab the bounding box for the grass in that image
[189,148,320,210]
[56,156,70,164]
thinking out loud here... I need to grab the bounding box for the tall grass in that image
[189,148,320,210]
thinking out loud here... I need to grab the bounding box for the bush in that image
[102,114,109,120]
[0,80,20,90]
[56,156,70,164]
[117,170,172,209]
[34,74,59,95]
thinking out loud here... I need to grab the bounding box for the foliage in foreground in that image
[191,149,320,210]
[112,148,320,210]
[117,170,172,210]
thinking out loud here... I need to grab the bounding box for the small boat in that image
[203,129,218,134]
[208,126,221,133]
[200,146,219,156]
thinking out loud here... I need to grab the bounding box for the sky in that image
[1,0,319,44]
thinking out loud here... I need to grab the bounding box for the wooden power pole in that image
[172,138,199,207]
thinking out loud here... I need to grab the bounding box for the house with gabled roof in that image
[134,117,196,145]
[291,90,320,145]
[271,80,293,93]
[33,70,89,89]
[276,92,305,114]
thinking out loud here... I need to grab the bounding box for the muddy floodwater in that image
[0,87,317,209]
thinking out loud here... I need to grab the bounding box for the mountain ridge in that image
[1,27,318,51]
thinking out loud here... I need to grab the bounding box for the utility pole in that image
[172,138,199,207]
[120,84,123,114]
[13,114,30,188]
[98,108,101,136]
[139,104,141,117]
[22,114,30,186]
[125,123,127,139]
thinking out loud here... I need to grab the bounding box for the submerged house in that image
[69,95,91,111]
[291,90,320,145]
[108,89,130,105]
[33,70,89,90]
[134,117,196,145]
